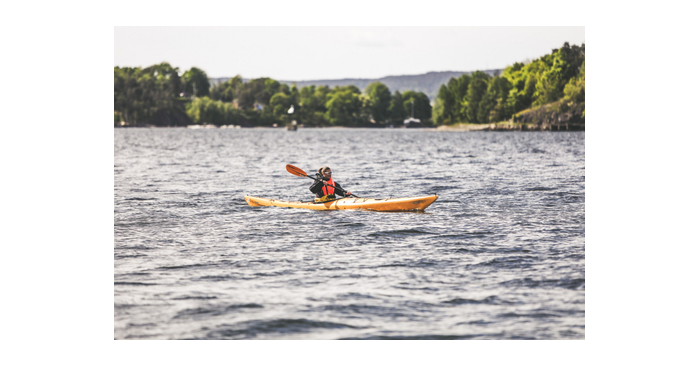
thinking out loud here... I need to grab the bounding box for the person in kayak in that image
[309,166,352,201]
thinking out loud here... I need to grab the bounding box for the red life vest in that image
[322,177,335,196]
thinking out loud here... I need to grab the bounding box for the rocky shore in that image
[437,121,583,132]
[437,101,585,131]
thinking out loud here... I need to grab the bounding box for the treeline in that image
[433,42,585,125]
[114,63,211,126]
[115,65,433,127]
[114,42,583,128]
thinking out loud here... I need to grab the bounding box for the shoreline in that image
[436,122,584,131]
[115,124,584,131]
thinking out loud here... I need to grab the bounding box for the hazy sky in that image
[114,26,584,80]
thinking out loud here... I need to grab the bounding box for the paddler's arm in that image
[309,174,325,195]
[333,182,352,197]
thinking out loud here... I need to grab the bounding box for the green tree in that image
[298,85,331,127]
[299,85,326,113]
[563,61,585,103]
[493,76,514,121]
[464,71,490,123]
[562,60,585,119]
[432,74,471,125]
[502,62,526,112]
[557,42,585,85]
[262,79,282,104]
[114,63,188,126]
[236,80,258,110]
[210,75,242,102]
[433,42,585,125]
[478,76,512,123]
[451,74,471,121]
[533,42,585,107]
[364,82,392,123]
[183,67,210,97]
[336,85,361,95]
[325,89,363,126]
[186,96,245,126]
[289,85,299,106]
[236,77,286,110]
[388,90,407,124]
[402,91,432,124]
[269,92,296,119]
[143,62,182,100]
[114,67,143,124]
[433,84,454,125]
[477,84,497,124]
[503,60,543,113]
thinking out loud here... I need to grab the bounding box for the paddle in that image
[286,164,359,198]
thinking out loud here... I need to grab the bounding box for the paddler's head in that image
[318,166,332,178]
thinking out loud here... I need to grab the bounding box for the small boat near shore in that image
[244,195,438,212]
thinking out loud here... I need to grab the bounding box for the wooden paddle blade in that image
[286,164,308,177]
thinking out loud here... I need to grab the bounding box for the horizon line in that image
[206,69,505,82]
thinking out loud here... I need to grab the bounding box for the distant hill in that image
[210,70,502,101]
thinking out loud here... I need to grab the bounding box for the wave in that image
[438,231,494,239]
[203,318,360,339]
[339,334,480,340]
[156,263,213,271]
[114,254,147,259]
[498,311,562,319]
[369,229,435,237]
[524,186,555,191]
[172,303,264,320]
[473,256,539,269]
[375,259,437,268]
[172,295,219,300]
[442,295,501,305]
[499,277,585,290]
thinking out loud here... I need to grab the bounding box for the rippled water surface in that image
[114,128,585,339]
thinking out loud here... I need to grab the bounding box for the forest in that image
[433,42,585,126]
[114,42,584,128]
[114,64,431,128]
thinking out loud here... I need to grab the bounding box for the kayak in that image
[244,195,438,212]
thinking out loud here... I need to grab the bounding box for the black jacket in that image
[309,173,351,198]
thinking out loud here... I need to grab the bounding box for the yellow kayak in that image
[244,195,438,212]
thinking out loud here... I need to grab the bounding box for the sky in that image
[114,26,585,81]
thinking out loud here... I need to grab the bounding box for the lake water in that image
[114,128,585,339]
